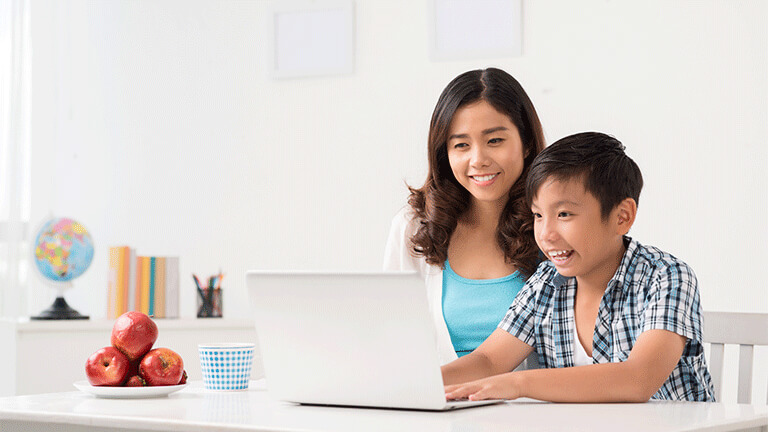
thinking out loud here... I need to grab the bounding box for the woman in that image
[384,68,545,364]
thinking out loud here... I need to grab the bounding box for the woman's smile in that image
[469,173,500,186]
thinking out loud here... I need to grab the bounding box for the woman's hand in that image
[444,372,521,401]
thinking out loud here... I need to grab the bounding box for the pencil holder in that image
[197,287,222,318]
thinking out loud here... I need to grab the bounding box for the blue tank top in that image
[442,261,525,357]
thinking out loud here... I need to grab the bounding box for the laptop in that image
[246,270,505,411]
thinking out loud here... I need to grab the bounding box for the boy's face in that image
[531,177,628,286]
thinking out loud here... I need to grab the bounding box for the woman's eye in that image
[488,138,504,145]
[532,212,542,219]
[453,142,468,149]
[558,212,571,218]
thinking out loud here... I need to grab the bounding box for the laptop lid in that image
[246,271,495,410]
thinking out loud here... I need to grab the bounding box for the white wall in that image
[26,0,768,320]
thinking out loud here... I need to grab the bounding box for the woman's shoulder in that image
[393,204,418,221]
[384,205,439,275]
[389,205,421,233]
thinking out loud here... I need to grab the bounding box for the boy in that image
[442,132,714,402]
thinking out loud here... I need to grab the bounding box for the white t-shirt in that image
[572,316,594,367]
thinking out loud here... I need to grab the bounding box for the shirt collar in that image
[607,236,637,291]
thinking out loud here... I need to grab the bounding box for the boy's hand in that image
[444,373,520,401]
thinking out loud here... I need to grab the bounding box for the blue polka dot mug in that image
[198,343,255,390]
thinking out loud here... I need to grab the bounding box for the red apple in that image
[85,347,130,386]
[126,359,140,378]
[125,375,147,387]
[139,348,184,386]
[178,370,188,385]
[111,311,158,361]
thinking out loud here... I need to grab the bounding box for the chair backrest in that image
[702,311,768,404]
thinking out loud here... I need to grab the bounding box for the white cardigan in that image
[383,206,458,365]
[383,206,539,370]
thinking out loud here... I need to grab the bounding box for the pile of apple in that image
[85,311,187,387]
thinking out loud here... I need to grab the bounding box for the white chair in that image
[703,311,768,404]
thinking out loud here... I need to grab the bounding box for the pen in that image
[194,274,210,316]
[206,276,214,314]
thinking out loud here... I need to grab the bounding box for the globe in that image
[31,217,94,319]
[34,217,94,282]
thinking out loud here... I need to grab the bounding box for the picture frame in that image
[428,0,522,61]
[268,0,355,79]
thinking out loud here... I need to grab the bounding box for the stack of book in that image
[107,246,179,319]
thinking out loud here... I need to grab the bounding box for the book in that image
[107,247,120,319]
[155,257,166,319]
[134,255,144,314]
[148,257,156,317]
[141,257,151,314]
[127,248,137,311]
[121,246,131,316]
[107,246,135,318]
[165,257,179,318]
[107,248,180,319]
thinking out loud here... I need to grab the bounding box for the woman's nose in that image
[469,146,491,168]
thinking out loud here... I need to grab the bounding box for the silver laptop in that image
[246,270,505,411]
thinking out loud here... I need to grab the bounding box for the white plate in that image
[73,381,187,399]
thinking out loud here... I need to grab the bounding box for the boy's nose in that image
[537,219,559,243]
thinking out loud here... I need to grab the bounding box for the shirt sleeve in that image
[498,275,542,347]
[382,207,421,272]
[641,260,703,343]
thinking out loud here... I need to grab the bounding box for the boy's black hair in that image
[526,132,643,219]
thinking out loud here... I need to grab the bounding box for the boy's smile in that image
[531,178,631,292]
[548,249,574,264]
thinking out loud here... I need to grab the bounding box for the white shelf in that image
[0,318,260,396]
[2,317,255,332]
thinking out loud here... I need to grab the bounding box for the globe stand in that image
[31,282,89,320]
[31,296,89,320]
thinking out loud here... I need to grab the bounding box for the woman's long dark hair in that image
[408,68,545,276]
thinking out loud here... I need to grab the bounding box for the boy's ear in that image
[614,198,637,235]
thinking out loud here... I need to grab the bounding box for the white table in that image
[0,380,766,432]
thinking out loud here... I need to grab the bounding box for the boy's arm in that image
[441,329,534,386]
[445,328,685,402]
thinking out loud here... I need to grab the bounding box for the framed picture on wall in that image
[429,0,522,61]
[268,0,355,78]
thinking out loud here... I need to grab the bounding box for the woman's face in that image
[446,100,526,208]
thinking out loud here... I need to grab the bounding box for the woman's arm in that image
[444,329,686,402]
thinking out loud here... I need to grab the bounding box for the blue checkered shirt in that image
[499,237,715,401]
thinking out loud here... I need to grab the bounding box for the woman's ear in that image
[615,198,637,235]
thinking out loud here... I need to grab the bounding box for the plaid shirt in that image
[499,237,715,401]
